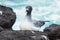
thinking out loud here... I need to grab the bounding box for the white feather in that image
[20,16,40,31]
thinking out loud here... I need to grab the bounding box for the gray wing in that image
[32,20,49,27]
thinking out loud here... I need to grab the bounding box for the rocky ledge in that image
[0,30,49,40]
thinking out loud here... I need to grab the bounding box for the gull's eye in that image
[0,11,2,15]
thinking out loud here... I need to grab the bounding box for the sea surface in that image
[0,0,60,31]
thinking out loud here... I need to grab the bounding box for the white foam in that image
[0,11,2,15]
[41,35,49,40]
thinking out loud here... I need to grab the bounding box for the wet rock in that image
[44,24,60,40]
[0,5,16,30]
[0,30,49,40]
[0,26,4,32]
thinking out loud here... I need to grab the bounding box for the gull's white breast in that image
[20,17,40,31]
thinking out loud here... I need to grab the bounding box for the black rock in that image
[0,30,49,40]
[44,24,60,40]
[0,5,16,30]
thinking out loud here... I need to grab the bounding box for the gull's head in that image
[26,6,32,12]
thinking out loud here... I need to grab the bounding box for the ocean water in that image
[0,0,60,31]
